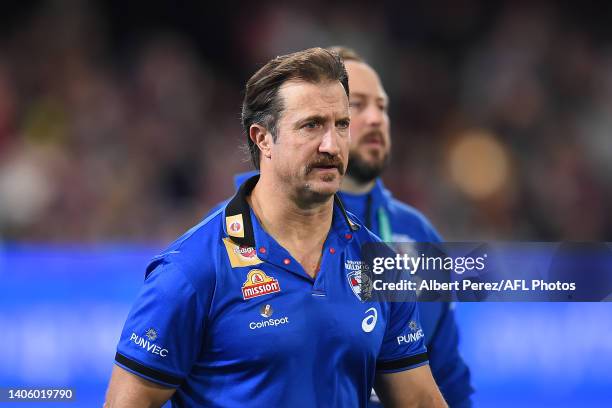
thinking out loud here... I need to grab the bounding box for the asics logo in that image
[362,307,378,333]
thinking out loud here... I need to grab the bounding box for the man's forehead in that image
[279,79,349,116]
[345,61,387,101]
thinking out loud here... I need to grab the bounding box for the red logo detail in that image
[237,245,255,258]
[242,270,281,300]
[229,221,242,232]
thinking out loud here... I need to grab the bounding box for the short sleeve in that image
[115,259,211,387]
[376,300,429,373]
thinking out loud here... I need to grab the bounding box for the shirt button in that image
[329,247,336,254]
[259,247,267,254]
[283,258,290,265]
[345,233,352,240]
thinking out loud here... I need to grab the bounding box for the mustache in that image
[305,155,345,175]
[360,130,385,144]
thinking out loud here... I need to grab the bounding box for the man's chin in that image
[358,153,386,169]
[311,179,341,194]
[301,178,341,202]
[346,153,388,183]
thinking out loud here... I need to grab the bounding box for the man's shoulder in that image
[165,206,225,255]
[145,207,226,287]
[386,196,433,225]
[344,210,384,245]
[383,194,442,242]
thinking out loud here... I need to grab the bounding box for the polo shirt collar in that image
[224,174,359,248]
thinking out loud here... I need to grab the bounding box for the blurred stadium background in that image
[0,0,611,406]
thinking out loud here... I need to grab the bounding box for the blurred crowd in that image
[0,0,610,242]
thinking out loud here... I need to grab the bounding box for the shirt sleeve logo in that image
[397,321,425,345]
[129,329,168,357]
[145,328,158,341]
[242,269,281,300]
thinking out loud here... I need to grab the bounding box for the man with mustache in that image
[333,47,474,407]
[105,48,447,407]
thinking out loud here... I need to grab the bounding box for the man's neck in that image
[248,174,334,256]
[340,175,376,194]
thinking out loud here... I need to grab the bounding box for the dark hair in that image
[326,46,365,63]
[241,47,349,169]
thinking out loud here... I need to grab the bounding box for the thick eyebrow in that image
[294,114,350,128]
[296,114,327,126]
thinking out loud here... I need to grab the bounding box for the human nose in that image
[319,127,341,156]
[364,104,383,127]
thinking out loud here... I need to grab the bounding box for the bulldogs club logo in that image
[347,270,373,301]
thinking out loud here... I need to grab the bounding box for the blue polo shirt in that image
[115,175,428,407]
[338,180,473,407]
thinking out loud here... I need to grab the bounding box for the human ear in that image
[249,124,273,159]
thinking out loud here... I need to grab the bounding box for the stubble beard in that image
[346,149,390,184]
[300,172,340,206]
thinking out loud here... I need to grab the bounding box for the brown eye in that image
[304,121,320,129]
[337,119,350,129]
